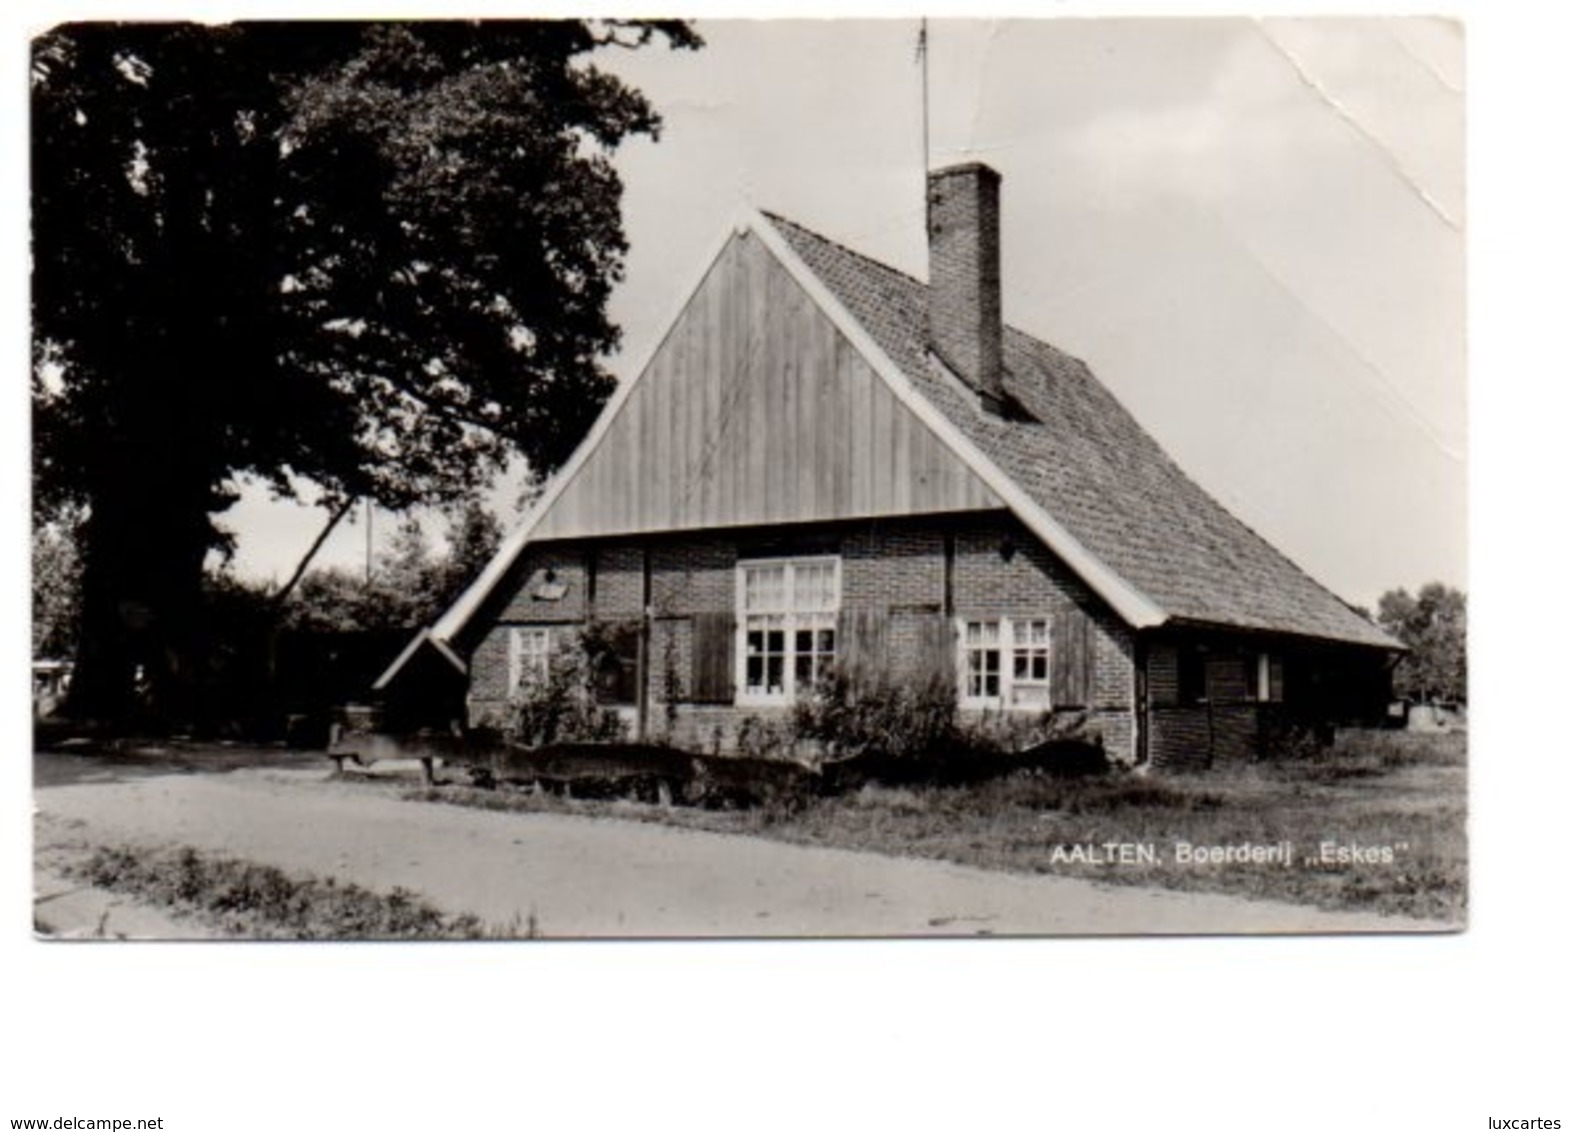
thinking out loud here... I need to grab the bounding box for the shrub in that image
[503,629,627,748]
[734,713,795,761]
[1257,720,1334,761]
[790,666,958,765]
[791,665,1109,784]
[953,707,1097,757]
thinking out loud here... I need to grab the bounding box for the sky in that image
[223,16,1465,613]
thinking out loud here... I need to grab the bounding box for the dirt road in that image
[34,765,1447,937]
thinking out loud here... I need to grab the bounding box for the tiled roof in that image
[763,211,1396,650]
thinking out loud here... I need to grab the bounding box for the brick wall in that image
[493,546,589,624]
[951,514,1134,713]
[462,513,1138,763]
[595,545,644,618]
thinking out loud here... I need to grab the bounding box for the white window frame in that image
[958,615,1054,711]
[507,626,554,695]
[735,555,841,706]
[1256,652,1285,703]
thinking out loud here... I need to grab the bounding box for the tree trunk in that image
[62,466,217,731]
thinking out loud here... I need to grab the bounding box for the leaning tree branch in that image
[270,494,358,611]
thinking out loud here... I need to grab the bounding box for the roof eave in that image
[378,210,764,689]
[372,627,468,692]
[1154,615,1405,653]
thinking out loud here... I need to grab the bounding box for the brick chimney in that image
[927,162,1005,413]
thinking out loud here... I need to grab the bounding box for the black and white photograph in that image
[13,6,1570,1129]
[29,17,1466,940]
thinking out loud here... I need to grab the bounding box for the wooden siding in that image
[1149,708,1212,770]
[1206,656,1250,703]
[1148,643,1179,707]
[529,231,1003,541]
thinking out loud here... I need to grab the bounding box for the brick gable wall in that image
[464,512,1138,764]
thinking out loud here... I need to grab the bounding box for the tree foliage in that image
[32,508,84,659]
[1377,583,1467,703]
[282,502,502,634]
[31,20,698,721]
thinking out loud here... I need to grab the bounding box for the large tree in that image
[32,20,699,723]
[1377,583,1467,704]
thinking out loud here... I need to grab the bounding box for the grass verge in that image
[407,729,1466,924]
[64,843,489,940]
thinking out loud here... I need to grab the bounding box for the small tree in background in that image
[280,500,503,634]
[1378,583,1467,704]
[432,501,502,612]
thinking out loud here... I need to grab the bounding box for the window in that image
[964,620,1002,700]
[1255,653,1285,703]
[1011,618,1052,707]
[738,557,839,703]
[960,617,1051,709]
[508,626,553,694]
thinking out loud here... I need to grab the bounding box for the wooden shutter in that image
[913,613,956,688]
[837,608,889,687]
[690,612,736,704]
[1051,608,1095,708]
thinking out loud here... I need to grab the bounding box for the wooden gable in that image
[528,229,1002,542]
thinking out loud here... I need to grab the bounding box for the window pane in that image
[793,563,835,612]
[965,620,1000,645]
[744,565,786,612]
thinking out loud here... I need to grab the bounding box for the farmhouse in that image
[376,163,1400,769]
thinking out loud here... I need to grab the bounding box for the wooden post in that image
[635,546,651,741]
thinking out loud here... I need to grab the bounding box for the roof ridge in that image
[763,210,1086,371]
[759,210,924,288]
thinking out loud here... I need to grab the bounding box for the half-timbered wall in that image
[528,231,1003,541]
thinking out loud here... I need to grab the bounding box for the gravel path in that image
[34,767,1447,938]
